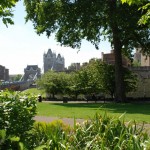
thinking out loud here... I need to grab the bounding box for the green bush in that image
[67,113,150,150]
[0,90,37,149]
[25,114,150,150]
[26,120,71,149]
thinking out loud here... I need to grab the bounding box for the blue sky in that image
[0,1,111,75]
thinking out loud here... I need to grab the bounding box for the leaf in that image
[34,145,47,150]
[10,136,20,142]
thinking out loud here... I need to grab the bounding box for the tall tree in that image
[24,0,150,102]
[0,0,19,26]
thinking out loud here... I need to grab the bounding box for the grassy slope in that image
[37,102,150,123]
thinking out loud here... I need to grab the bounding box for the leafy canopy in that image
[37,70,69,98]
[121,0,150,27]
[0,0,19,26]
[24,0,150,52]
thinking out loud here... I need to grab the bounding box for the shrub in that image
[25,114,150,150]
[67,113,150,150]
[26,120,71,149]
[0,90,37,149]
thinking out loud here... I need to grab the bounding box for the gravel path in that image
[34,116,150,135]
[34,116,85,126]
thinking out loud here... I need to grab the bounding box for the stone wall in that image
[128,66,150,98]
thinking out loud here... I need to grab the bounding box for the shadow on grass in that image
[51,102,150,115]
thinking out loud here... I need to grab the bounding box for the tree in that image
[67,72,84,99]
[10,74,22,82]
[37,71,69,98]
[121,0,150,26]
[24,0,150,102]
[98,63,116,99]
[83,60,103,95]
[84,60,137,99]
[0,0,19,26]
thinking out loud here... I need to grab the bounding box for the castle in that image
[101,50,131,67]
[43,49,65,73]
[134,47,150,66]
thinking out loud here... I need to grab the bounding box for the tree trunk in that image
[108,0,126,102]
[113,33,126,102]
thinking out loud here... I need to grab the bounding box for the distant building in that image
[22,65,41,81]
[82,62,88,67]
[0,65,9,81]
[68,63,80,71]
[43,49,65,73]
[101,50,131,67]
[134,48,150,66]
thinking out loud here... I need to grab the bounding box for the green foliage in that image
[67,72,83,99]
[81,60,103,95]
[0,90,37,149]
[0,0,19,26]
[90,61,116,98]
[24,0,149,49]
[132,60,141,67]
[24,88,46,97]
[67,113,150,149]
[25,120,71,149]
[16,113,150,149]
[0,129,24,150]
[37,71,70,98]
[121,0,150,27]
[139,3,150,26]
[124,67,138,94]
[121,0,145,5]
[79,60,137,98]
[10,74,22,82]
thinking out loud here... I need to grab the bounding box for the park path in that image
[34,116,150,135]
[34,116,85,126]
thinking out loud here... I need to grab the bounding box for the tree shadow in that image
[51,102,150,115]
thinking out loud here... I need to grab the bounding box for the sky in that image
[0,1,111,75]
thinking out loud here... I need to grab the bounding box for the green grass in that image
[24,88,150,123]
[37,102,150,123]
[24,88,46,97]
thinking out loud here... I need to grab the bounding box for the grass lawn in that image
[24,88,46,97]
[37,102,150,123]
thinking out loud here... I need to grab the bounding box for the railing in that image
[0,80,34,91]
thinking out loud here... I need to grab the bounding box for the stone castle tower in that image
[43,49,65,73]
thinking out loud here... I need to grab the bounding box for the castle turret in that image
[44,49,65,73]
